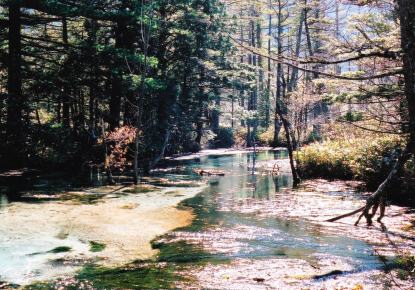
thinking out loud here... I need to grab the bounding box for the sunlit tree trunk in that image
[288,6,304,92]
[329,0,415,225]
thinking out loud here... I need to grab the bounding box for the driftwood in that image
[326,206,366,223]
[313,270,344,280]
[193,169,226,176]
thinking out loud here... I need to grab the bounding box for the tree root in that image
[326,142,413,226]
[326,206,365,223]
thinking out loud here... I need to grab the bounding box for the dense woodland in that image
[0,0,415,221]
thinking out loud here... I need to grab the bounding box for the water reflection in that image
[0,194,8,209]
[0,150,385,288]
[157,150,380,271]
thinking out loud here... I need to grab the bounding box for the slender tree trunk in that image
[109,22,124,131]
[211,88,220,134]
[231,95,235,128]
[288,7,305,92]
[195,67,205,145]
[275,100,301,186]
[264,0,272,128]
[273,0,300,186]
[101,119,115,185]
[61,17,70,129]
[399,0,415,142]
[6,1,24,165]
[273,1,283,145]
[247,11,256,147]
[239,11,245,126]
[328,0,415,224]
[86,19,98,131]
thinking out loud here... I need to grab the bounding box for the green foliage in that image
[48,246,72,254]
[394,255,415,280]
[340,111,364,122]
[89,241,106,252]
[210,127,234,148]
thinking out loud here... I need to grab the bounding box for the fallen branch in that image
[326,142,413,225]
[194,169,226,176]
[326,206,365,222]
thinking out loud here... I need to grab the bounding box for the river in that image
[0,150,413,289]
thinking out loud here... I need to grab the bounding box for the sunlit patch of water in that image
[1,150,414,288]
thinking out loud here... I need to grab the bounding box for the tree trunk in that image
[61,17,70,129]
[109,22,124,131]
[264,0,272,129]
[288,6,305,92]
[6,1,25,165]
[247,11,257,147]
[399,0,415,142]
[273,1,284,146]
[275,99,301,186]
[211,88,220,134]
[328,0,415,225]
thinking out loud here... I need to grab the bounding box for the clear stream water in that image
[0,150,385,289]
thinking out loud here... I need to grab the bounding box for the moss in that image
[393,255,415,280]
[149,181,201,188]
[29,246,72,256]
[89,241,106,252]
[48,246,72,254]
[60,193,105,205]
[74,264,189,289]
[55,231,69,240]
[122,185,159,194]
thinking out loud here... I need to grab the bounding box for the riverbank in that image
[174,178,415,289]
[165,147,286,161]
[0,182,206,286]
[1,149,414,289]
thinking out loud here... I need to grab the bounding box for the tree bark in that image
[61,16,70,129]
[328,0,415,225]
[109,21,124,131]
[211,88,220,134]
[275,99,301,186]
[288,6,305,92]
[6,1,25,165]
[399,0,415,142]
[273,0,284,146]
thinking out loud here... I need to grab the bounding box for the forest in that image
[0,0,415,289]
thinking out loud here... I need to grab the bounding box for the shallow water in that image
[0,150,390,288]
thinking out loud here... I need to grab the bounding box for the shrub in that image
[233,127,247,148]
[297,135,408,190]
[211,127,234,148]
[258,127,274,145]
[257,126,288,147]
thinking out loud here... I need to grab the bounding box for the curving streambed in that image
[0,150,414,289]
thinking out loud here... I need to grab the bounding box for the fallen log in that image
[326,142,413,225]
[326,206,365,222]
[193,169,226,176]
